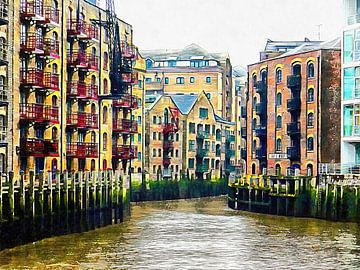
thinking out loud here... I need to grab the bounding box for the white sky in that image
[113,0,343,67]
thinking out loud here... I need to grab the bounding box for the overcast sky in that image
[114,0,343,67]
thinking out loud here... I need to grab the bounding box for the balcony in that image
[66,112,98,129]
[67,142,99,158]
[44,139,59,156]
[255,102,266,116]
[67,50,87,68]
[0,1,8,25]
[241,148,247,159]
[86,84,98,99]
[44,38,60,59]
[287,147,300,160]
[67,20,99,41]
[67,81,87,98]
[112,145,138,160]
[20,103,59,124]
[287,97,301,111]
[347,14,360,25]
[287,75,301,88]
[197,130,210,140]
[287,121,300,136]
[226,149,236,157]
[20,0,44,21]
[241,106,247,118]
[163,123,178,134]
[255,81,267,94]
[163,140,174,149]
[121,41,137,59]
[20,69,43,88]
[20,138,44,157]
[0,126,6,146]
[122,72,138,84]
[241,127,247,138]
[226,135,235,143]
[0,44,7,66]
[39,6,59,27]
[87,54,99,71]
[254,126,267,137]
[196,148,209,158]
[196,164,209,173]
[0,85,8,105]
[113,119,138,134]
[113,95,138,109]
[20,33,44,54]
[43,73,59,91]
[255,147,267,160]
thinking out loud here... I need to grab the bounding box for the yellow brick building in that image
[11,0,139,177]
[145,91,235,180]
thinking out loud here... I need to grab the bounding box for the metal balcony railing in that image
[44,38,59,58]
[287,147,300,160]
[0,1,8,25]
[287,97,301,111]
[20,138,45,157]
[122,72,138,84]
[20,0,44,19]
[67,50,87,67]
[41,6,59,25]
[20,69,43,87]
[87,54,99,70]
[113,95,138,109]
[112,145,138,160]
[20,32,44,53]
[287,121,301,136]
[121,41,136,59]
[67,142,98,158]
[287,75,301,88]
[113,119,138,133]
[67,81,87,98]
[66,112,98,129]
[67,20,98,41]
[44,139,59,156]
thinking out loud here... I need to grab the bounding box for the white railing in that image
[318,163,360,175]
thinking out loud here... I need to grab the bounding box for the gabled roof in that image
[168,93,199,115]
[141,43,229,62]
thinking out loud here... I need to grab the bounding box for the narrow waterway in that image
[0,197,360,269]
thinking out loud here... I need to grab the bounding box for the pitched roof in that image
[168,93,199,114]
[141,43,229,62]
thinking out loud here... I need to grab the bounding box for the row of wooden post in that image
[0,170,127,222]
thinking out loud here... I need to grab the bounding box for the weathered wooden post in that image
[71,172,76,211]
[38,171,44,218]
[19,171,26,218]
[8,171,14,221]
[104,170,108,206]
[55,171,61,213]
[98,171,103,209]
[64,171,69,213]
[92,171,97,209]
[48,171,53,215]
[79,171,83,210]
[29,170,35,219]
[85,171,90,210]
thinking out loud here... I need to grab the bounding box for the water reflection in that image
[0,197,360,269]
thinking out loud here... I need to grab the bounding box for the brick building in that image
[246,39,341,176]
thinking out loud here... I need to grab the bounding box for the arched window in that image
[91,74,96,86]
[253,96,257,107]
[215,160,220,169]
[252,139,257,150]
[103,106,108,124]
[137,167,141,173]
[308,113,314,127]
[91,131,96,143]
[276,139,282,152]
[51,159,57,173]
[52,127,57,140]
[252,74,257,86]
[52,95,57,107]
[307,137,314,151]
[276,164,281,175]
[153,165,156,173]
[91,103,96,114]
[103,52,108,70]
[52,31,58,43]
[164,108,169,124]
[307,164,313,176]
[103,159,107,170]
[146,59,153,69]
[308,88,314,102]
[261,70,267,82]
[103,78,108,94]
[0,153,5,173]
[103,132,107,151]
[276,68,282,83]
[308,63,315,78]
[158,149,161,157]
[153,149,156,157]
[293,64,301,75]
[91,159,95,171]
[252,118,257,129]
[276,93,282,106]
[276,115,282,129]
[252,163,256,175]
[158,116,162,124]
[52,63,57,74]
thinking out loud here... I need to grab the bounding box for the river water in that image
[0,197,360,269]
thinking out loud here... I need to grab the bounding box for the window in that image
[103,79,108,94]
[252,74,257,86]
[176,77,185,84]
[138,134,141,142]
[176,133,179,141]
[308,113,314,127]
[103,52,108,70]
[175,149,179,157]
[103,106,108,124]
[138,80,142,88]
[153,149,156,157]
[308,63,315,78]
[252,139,257,150]
[138,116,141,124]
[153,165,156,173]
[145,78,152,83]
[212,125,216,135]
[206,76,211,83]
[253,96,257,107]
[276,115,282,129]
[153,116,156,124]
[199,108,208,119]
[103,133,107,151]
[131,134,134,143]
[307,137,314,151]
[276,139,282,152]
[190,77,195,83]
[212,142,215,152]
[153,132,156,140]
[188,158,195,169]
[158,117,162,124]
[168,60,176,67]
[189,123,195,134]
[138,152,141,161]
[165,77,169,84]
[276,93,282,106]
[206,93,211,100]
[276,69,282,83]
[308,88,314,102]
[138,98,141,108]
[158,149,161,157]
[146,59,153,69]
[158,132,162,140]
[189,140,195,151]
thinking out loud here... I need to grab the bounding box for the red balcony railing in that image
[20,138,44,157]
[44,38,59,58]
[67,50,87,67]
[87,24,99,41]
[20,69,43,88]
[67,81,87,98]
[113,95,138,109]
[43,73,59,91]
[20,0,44,20]
[67,20,98,41]
[112,145,138,160]
[44,139,59,156]
[122,72,138,84]
[20,103,59,124]
[121,41,136,59]
[67,142,98,158]
[20,32,44,53]
[163,157,171,167]
[86,84,98,99]
[163,140,174,149]
[41,6,59,25]
[113,119,138,133]
[87,54,99,70]
[66,112,98,129]
[163,123,178,134]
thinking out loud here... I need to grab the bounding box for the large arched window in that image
[276,164,281,175]
[308,88,314,102]
[146,59,153,69]
[91,131,96,143]
[103,52,108,70]
[253,96,257,107]
[91,159,95,171]
[103,106,108,124]
[103,132,107,151]
[103,78,108,94]
[276,68,282,83]
[276,139,282,152]
[52,127,57,140]
[52,95,57,107]
[91,103,96,114]
[307,164,313,176]
[307,113,314,127]
[293,64,301,75]
[307,137,314,151]
[308,63,315,78]
[252,163,256,175]
[276,115,282,129]
[252,74,257,86]
[276,93,282,106]
[164,108,169,124]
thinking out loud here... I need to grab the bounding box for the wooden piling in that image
[29,170,35,219]
[85,171,89,210]
[55,171,61,213]
[71,172,76,211]
[8,171,14,221]
[38,172,44,218]
[98,171,103,209]
[19,171,25,217]
[48,172,53,215]
[79,171,83,210]
[64,171,69,212]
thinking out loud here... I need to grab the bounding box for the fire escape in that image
[66,9,99,169]
[162,108,179,179]
[19,0,60,169]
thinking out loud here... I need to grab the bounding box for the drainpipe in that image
[316,55,321,178]
[98,10,102,171]
[60,0,65,172]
